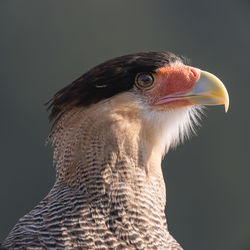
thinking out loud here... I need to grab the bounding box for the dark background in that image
[1,1,249,249]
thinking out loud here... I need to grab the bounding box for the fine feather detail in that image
[133,91,204,154]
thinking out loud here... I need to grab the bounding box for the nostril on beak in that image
[190,67,200,79]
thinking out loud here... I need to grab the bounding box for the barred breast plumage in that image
[2,97,182,249]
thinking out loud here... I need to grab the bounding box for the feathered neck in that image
[49,93,159,184]
[48,92,200,185]
[45,92,198,248]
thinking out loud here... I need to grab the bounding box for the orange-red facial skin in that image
[160,99,192,110]
[147,65,200,109]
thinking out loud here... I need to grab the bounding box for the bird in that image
[1,51,229,249]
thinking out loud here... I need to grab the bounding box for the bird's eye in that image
[135,73,155,90]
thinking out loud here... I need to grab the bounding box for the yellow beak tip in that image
[225,103,229,113]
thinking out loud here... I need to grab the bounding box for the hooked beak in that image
[185,70,229,112]
[153,68,229,112]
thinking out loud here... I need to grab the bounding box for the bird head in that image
[47,51,229,154]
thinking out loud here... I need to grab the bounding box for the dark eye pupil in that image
[139,75,151,84]
[137,74,153,86]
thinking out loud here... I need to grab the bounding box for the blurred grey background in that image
[0,1,249,249]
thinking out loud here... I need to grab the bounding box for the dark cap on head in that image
[46,51,182,121]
